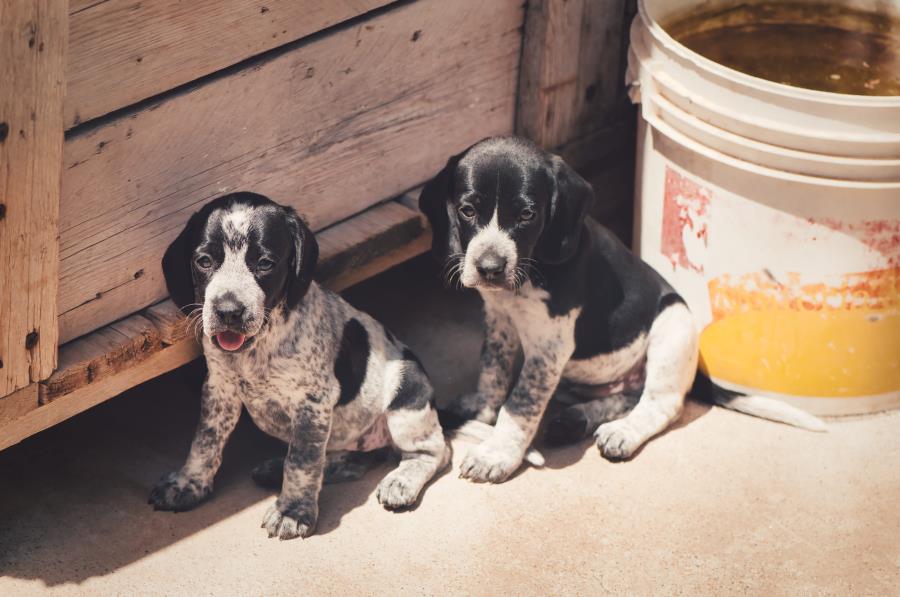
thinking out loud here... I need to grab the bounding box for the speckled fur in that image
[150,195,450,539]
[459,284,581,482]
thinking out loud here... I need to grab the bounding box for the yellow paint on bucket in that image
[699,267,900,398]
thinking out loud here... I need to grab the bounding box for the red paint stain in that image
[661,166,710,273]
[810,217,900,265]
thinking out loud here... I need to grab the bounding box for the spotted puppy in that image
[421,136,825,483]
[149,192,450,539]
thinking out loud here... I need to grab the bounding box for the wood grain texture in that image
[0,0,67,396]
[322,188,428,291]
[517,0,627,151]
[316,201,424,285]
[58,0,523,343]
[39,314,161,403]
[0,195,429,450]
[0,384,39,427]
[328,231,431,293]
[66,0,395,128]
[144,301,191,346]
[0,340,201,452]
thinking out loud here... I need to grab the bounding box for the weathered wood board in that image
[0,384,39,427]
[317,201,423,283]
[144,301,192,346]
[40,314,161,403]
[66,0,395,128]
[0,0,67,395]
[517,0,629,157]
[1,340,202,452]
[58,0,523,343]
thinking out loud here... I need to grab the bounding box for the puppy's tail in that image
[438,410,545,467]
[695,374,827,432]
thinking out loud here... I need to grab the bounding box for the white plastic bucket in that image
[629,0,900,415]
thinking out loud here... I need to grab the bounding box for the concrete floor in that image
[1,256,898,596]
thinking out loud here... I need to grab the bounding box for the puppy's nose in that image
[476,254,507,280]
[214,296,246,327]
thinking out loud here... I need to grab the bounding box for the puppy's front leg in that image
[149,379,241,511]
[261,398,332,540]
[460,348,569,483]
[454,302,519,423]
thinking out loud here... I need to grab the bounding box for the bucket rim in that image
[637,0,900,108]
[646,108,900,190]
[650,90,900,179]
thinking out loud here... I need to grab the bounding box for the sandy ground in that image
[1,256,898,596]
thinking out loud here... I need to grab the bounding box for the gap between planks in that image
[0,190,426,451]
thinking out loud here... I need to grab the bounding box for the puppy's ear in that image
[538,155,594,264]
[419,152,464,264]
[285,208,319,310]
[162,210,204,315]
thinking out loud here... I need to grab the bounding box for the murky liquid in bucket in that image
[666,2,900,96]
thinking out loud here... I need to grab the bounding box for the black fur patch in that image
[401,347,423,368]
[389,354,432,411]
[334,319,369,406]
[658,292,686,312]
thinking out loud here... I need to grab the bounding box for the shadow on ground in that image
[0,255,712,586]
[0,256,484,586]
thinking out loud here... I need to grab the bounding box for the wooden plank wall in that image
[58,0,524,344]
[0,1,67,396]
[517,0,631,167]
[67,0,395,128]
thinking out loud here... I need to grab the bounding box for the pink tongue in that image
[216,331,246,351]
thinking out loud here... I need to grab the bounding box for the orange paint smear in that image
[709,266,900,322]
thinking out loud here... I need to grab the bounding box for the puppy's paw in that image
[148,471,211,512]
[376,469,420,510]
[261,501,317,540]
[595,419,644,460]
[459,441,522,483]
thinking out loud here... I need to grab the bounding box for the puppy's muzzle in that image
[475,252,507,283]
[214,296,246,328]
[208,292,255,351]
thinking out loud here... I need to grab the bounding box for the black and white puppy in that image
[149,192,450,539]
[421,136,824,483]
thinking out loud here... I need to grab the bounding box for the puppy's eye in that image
[195,255,213,269]
[519,207,536,222]
[458,204,476,220]
[257,258,275,272]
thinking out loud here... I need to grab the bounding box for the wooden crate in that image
[0,0,632,449]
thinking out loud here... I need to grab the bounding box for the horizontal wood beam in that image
[66,0,395,128]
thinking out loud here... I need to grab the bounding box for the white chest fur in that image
[480,284,579,357]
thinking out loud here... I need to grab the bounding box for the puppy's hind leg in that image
[595,303,699,459]
[378,362,451,510]
[544,394,639,446]
[251,457,284,489]
[324,448,390,484]
[252,449,390,490]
